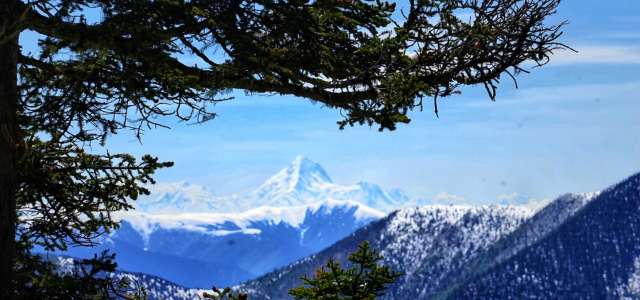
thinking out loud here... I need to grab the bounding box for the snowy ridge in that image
[117,199,385,240]
[235,204,538,300]
[57,199,385,288]
[445,172,640,299]
[580,190,601,202]
[380,205,535,278]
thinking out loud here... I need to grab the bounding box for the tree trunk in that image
[0,0,20,298]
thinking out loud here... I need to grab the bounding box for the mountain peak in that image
[289,156,330,181]
[286,155,332,184]
[252,156,333,205]
[292,155,310,164]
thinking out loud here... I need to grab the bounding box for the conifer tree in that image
[205,242,401,300]
[11,118,171,299]
[289,241,401,300]
[0,0,572,298]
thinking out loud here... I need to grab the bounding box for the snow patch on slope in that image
[617,256,640,299]
[381,205,536,276]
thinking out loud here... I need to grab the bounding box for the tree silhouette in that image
[0,0,572,297]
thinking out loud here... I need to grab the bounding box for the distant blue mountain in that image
[43,199,384,288]
[45,237,252,289]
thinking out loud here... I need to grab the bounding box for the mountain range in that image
[44,155,606,299]
[234,172,640,300]
[50,199,384,288]
[135,155,447,214]
[72,182,605,300]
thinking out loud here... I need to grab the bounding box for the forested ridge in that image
[237,173,640,300]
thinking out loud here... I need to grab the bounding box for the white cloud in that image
[495,193,552,211]
[524,45,640,66]
[495,193,525,204]
[589,32,640,39]
[432,192,469,205]
[465,80,640,108]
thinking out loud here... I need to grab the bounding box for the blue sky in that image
[22,0,640,205]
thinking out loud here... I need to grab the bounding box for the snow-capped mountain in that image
[252,161,415,211]
[233,173,633,300]
[115,199,384,252]
[252,155,334,206]
[136,155,553,215]
[56,200,384,289]
[236,204,537,300]
[255,156,416,212]
[447,174,639,299]
[47,170,634,300]
[134,156,421,214]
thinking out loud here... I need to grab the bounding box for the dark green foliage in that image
[211,242,400,300]
[11,123,172,298]
[15,0,572,136]
[17,122,173,252]
[14,236,148,300]
[288,241,401,300]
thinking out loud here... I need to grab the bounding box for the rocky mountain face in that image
[232,175,633,300]
[47,200,384,289]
